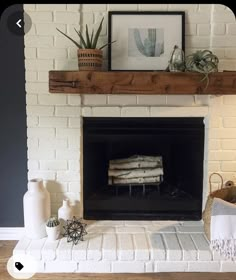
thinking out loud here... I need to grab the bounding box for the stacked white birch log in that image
[108,155,164,185]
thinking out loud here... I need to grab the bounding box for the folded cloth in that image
[210,197,236,260]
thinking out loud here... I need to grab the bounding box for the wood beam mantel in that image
[49,71,236,95]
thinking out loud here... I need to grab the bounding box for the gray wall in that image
[0,4,27,226]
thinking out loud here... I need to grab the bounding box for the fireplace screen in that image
[83,117,204,220]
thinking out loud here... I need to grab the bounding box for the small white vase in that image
[23,178,51,239]
[58,199,73,233]
[46,224,60,241]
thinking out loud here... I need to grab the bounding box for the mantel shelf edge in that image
[49,71,236,95]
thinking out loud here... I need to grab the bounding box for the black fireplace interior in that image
[83,117,204,220]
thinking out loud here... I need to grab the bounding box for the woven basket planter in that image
[202,172,236,240]
[78,49,103,71]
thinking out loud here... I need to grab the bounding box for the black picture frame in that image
[108,11,185,71]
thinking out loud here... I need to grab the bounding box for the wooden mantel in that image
[49,71,236,95]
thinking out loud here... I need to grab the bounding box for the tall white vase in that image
[58,199,73,233]
[23,178,51,239]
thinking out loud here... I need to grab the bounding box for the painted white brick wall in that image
[24,4,236,217]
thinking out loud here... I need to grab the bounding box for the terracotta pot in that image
[77,49,103,71]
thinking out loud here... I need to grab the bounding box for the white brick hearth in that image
[13,221,236,273]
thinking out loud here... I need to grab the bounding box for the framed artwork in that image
[108,11,185,71]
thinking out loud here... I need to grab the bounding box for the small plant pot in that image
[78,49,103,71]
[46,224,60,241]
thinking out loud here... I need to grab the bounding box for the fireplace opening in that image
[83,117,205,220]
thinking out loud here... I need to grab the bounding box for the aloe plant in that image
[56,17,116,50]
[185,50,219,90]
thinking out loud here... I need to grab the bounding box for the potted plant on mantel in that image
[57,17,116,71]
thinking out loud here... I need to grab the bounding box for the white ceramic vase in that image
[46,224,60,241]
[58,199,73,233]
[23,178,51,239]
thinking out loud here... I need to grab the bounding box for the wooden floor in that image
[0,241,235,280]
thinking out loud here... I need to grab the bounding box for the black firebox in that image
[83,117,204,220]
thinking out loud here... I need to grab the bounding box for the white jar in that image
[46,224,60,241]
[58,199,73,233]
[23,178,51,239]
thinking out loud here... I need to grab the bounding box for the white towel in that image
[210,197,236,260]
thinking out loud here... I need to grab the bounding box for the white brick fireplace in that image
[24,3,236,216]
[19,3,236,272]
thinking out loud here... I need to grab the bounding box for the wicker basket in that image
[202,172,236,240]
[78,49,103,71]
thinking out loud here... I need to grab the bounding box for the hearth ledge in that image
[12,220,236,273]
